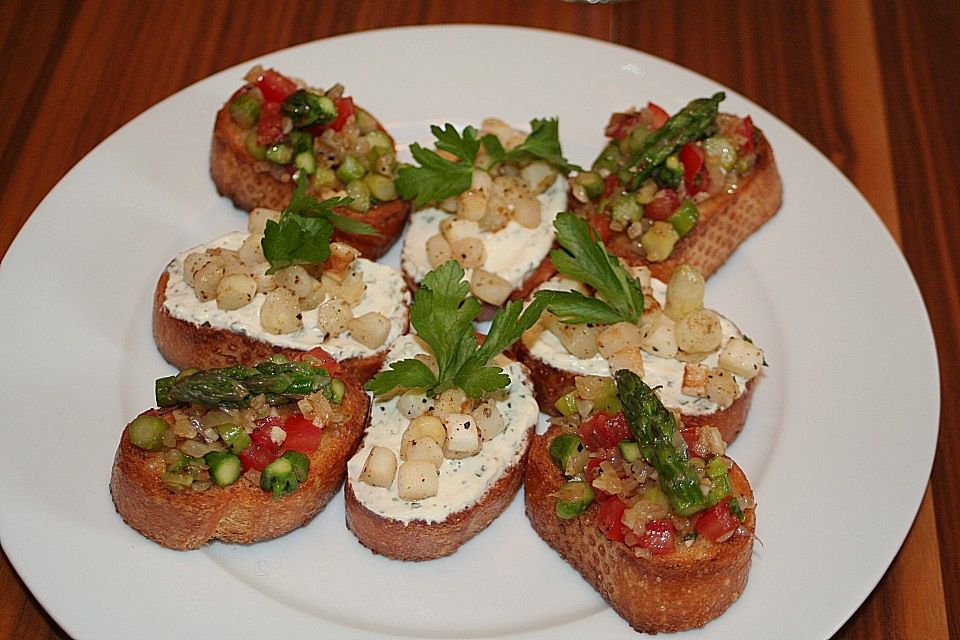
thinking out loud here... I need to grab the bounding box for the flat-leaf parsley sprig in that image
[262,175,379,273]
[365,260,550,398]
[395,119,581,207]
[534,212,645,325]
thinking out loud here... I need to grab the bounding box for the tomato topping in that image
[588,211,612,243]
[638,519,676,555]
[282,414,322,454]
[239,444,276,472]
[329,96,355,132]
[647,102,669,129]
[251,417,283,454]
[302,346,340,375]
[601,174,621,200]
[597,497,628,542]
[695,497,741,542]
[679,142,710,195]
[680,427,708,458]
[256,69,297,103]
[643,189,680,220]
[738,115,756,153]
[604,112,644,140]
[256,101,285,147]
[579,412,632,451]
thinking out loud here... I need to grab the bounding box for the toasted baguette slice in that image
[110,373,369,550]
[600,136,781,281]
[153,232,410,383]
[525,424,756,633]
[343,334,539,561]
[210,77,410,260]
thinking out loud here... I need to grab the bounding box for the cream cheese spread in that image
[400,174,568,288]
[163,232,409,360]
[346,334,538,524]
[527,278,748,415]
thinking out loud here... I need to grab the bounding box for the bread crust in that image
[153,270,407,383]
[511,339,756,445]
[210,106,410,260]
[109,374,370,550]
[343,426,532,561]
[524,424,755,633]
[582,135,781,281]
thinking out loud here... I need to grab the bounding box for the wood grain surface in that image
[0,1,956,638]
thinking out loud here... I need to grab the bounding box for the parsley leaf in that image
[433,123,481,163]
[285,174,378,236]
[485,118,581,173]
[364,261,549,398]
[543,212,645,324]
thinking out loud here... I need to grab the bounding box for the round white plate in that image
[0,25,939,639]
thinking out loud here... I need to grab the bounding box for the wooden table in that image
[1,1,956,637]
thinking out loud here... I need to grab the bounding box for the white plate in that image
[0,25,939,639]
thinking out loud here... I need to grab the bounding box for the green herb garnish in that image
[396,119,580,207]
[262,175,378,273]
[364,261,549,398]
[534,212,645,325]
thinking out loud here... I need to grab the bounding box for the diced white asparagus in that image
[316,298,353,337]
[347,312,391,348]
[664,264,705,320]
[471,399,505,441]
[676,309,723,353]
[520,160,557,195]
[238,233,266,265]
[718,337,765,378]
[639,312,679,358]
[457,187,488,222]
[434,387,469,417]
[440,218,480,244]
[260,287,302,334]
[450,236,486,269]
[480,118,526,150]
[596,322,644,358]
[396,391,435,420]
[299,281,325,311]
[511,196,541,229]
[470,269,512,305]
[547,315,601,359]
[443,413,482,459]
[359,446,398,488]
[325,242,361,279]
[397,460,439,500]
[255,272,277,294]
[248,207,282,235]
[401,416,448,458]
[183,252,212,287]
[478,208,508,232]
[606,346,645,377]
[219,253,249,277]
[403,437,445,468]
[193,260,226,302]
[215,273,258,310]
[704,368,739,408]
[333,268,367,307]
[632,265,652,290]
[682,362,709,398]
[273,265,317,298]
[426,234,454,269]
[675,349,711,363]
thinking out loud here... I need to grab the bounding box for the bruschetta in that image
[110,354,369,550]
[210,66,410,259]
[570,93,782,281]
[515,213,764,444]
[153,187,410,383]
[344,261,547,560]
[398,118,578,310]
[525,369,756,633]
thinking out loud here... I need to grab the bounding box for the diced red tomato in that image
[256,69,297,103]
[579,412,632,451]
[647,102,669,129]
[329,96,355,132]
[679,142,710,195]
[256,101,285,147]
[638,519,676,555]
[695,498,741,542]
[601,174,621,200]
[588,211,612,243]
[302,346,340,375]
[597,497,628,542]
[251,417,283,454]
[643,189,680,220]
[738,115,755,153]
[604,112,644,140]
[239,444,276,472]
[680,427,707,458]
[282,414,322,454]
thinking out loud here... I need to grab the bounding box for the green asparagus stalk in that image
[618,92,725,191]
[614,369,707,516]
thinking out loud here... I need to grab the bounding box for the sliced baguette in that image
[343,335,539,561]
[210,95,410,260]
[525,423,756,633]
[110,373,370,550]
